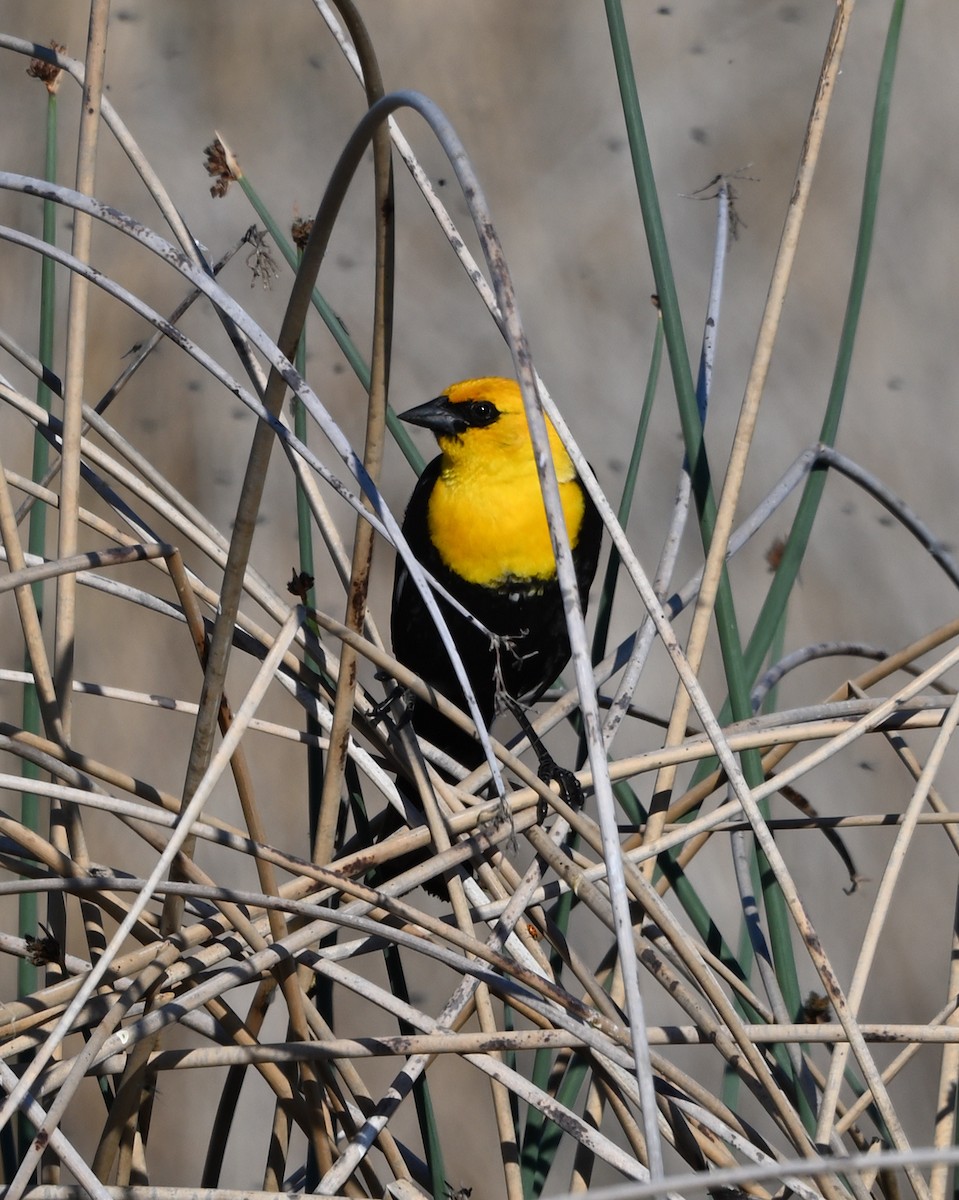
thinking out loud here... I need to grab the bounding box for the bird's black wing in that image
[390,456,492,765]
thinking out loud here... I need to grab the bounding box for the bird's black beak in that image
[398,395,467,438]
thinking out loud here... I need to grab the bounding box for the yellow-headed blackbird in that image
[391,377,602,767]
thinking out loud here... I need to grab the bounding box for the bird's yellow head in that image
[399,377,588,585]
[398,377,574,483]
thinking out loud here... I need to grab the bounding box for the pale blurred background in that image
[0,1,957,1192]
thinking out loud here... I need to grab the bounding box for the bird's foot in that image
[537,759,584,818]
[370,681,413,730]
[502,694,584,823]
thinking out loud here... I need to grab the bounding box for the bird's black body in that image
[391,450,602,767]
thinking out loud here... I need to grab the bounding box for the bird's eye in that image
[469,400,499,426]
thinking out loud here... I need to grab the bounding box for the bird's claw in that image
[537,759,584,818]
[370,683,412,729]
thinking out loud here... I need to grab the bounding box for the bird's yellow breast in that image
[427,458,586,587]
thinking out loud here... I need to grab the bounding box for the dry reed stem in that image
[0,4,955,1196]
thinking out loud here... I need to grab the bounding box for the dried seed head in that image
[766,536,786,572]
[27,42,66,94]
[24,925,61,967]
[203,135,241,198]
[291,217,314,251]
[287,569,315,601]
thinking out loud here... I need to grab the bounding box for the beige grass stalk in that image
[833,999,959,1138]
[933,923,959,1200]
[842,680,959,1200]
[0,1060,111,1200]
[54,0,110,736]
[812,688,959,1137]
[634,618,959,877]
[646,0,856,855]
[312,0,392,871]
[40,7,112,1046]
[0,607,306,1131]
[0,459,63,738]
[171,554,330,1164]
